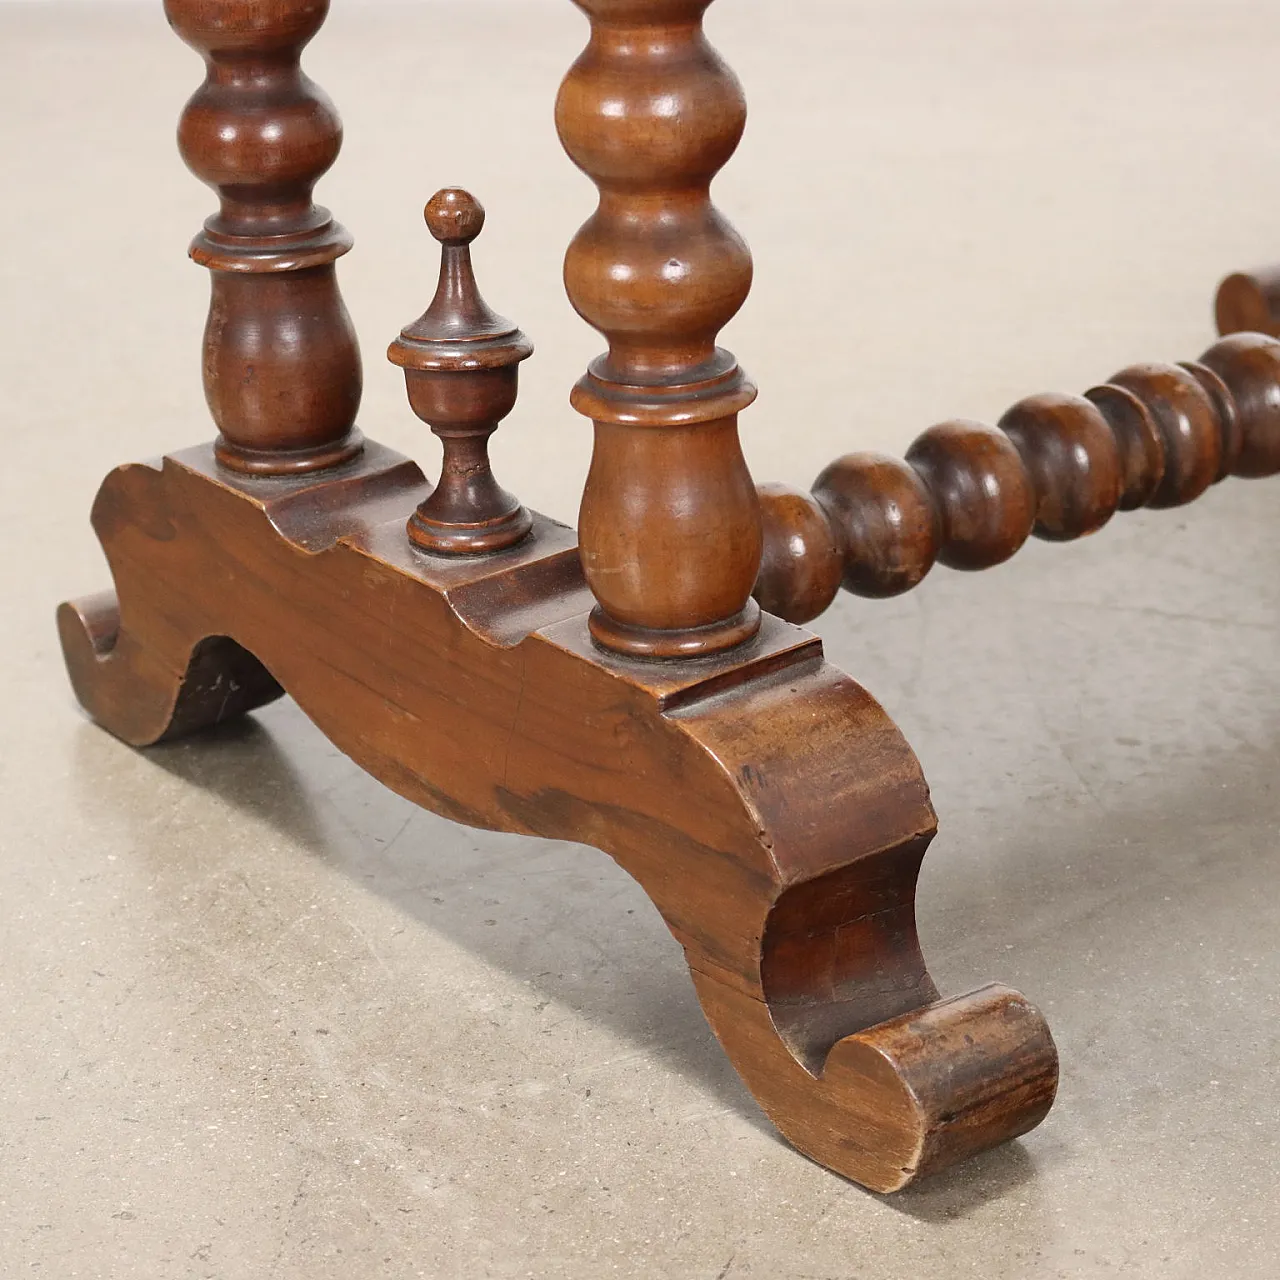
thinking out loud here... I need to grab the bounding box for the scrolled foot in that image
[820,985,1057,1190]
[57,590,281,746]
[633,654,1061,1193]
[693,970,1056,1193]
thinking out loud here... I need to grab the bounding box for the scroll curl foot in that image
[57,589,282,747]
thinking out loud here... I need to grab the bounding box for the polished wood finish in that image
[389,190,533,555]
[59,446,1056,1194]
[557,0,762,657]
[905,421,1037,571]
[63,5,1060,1184]
[91,0,1280,1196]
[999,393,1121,540]
[812,454,939,601]
[166,0,363,474]
[1198,332,1280,476]
[1216,266,1280,339]
[756,334,1280,624]
[754,483,844,632]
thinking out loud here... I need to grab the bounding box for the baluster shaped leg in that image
[557,0,762,657]
[167,0,364,475]
[551,0,1058,1187]
[61,0,374,747]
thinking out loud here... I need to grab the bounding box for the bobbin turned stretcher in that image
[58,0,1280,1193]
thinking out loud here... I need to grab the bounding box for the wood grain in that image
[166,0,364,474]
[558,0,763,657]
[59,445,1057,1193]
[757,333,1280,623]
[388,189,534,554]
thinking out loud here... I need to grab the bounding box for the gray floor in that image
[3,2,1278,1277]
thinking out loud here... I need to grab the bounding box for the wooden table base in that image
[58,441,1057,1193]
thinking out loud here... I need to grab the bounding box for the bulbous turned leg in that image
[168,0,365,476]
[558,0,765,658]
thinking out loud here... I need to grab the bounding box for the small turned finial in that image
[425,188,486,244]
[389,189,533,555]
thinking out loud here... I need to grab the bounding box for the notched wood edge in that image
[59,438,1061,1194]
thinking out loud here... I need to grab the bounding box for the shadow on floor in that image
[69,646,1280,1214]
[88,706,768,1134]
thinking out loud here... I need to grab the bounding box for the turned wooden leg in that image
[557,0,762,658]
[166,0,364,475]
[59,0,1059,1195]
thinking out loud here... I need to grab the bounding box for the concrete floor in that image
[3,1,1279,1276]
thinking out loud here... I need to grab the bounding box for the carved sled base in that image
[58,440,1058,1193]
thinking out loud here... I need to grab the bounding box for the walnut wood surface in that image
[165,0,363,474]
[388,189,533,554]
[1216,266,1280,339]
[756,333,1280,624]
[58,0,1069,1195]
[59,446,1057,1193]
[557,0,763,657]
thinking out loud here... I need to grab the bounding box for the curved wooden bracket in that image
[58,440,1055,1193]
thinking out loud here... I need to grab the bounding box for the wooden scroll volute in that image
[166,0,363,475]
[558,0,763,657]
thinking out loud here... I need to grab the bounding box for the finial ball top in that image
[425,189,485,246]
